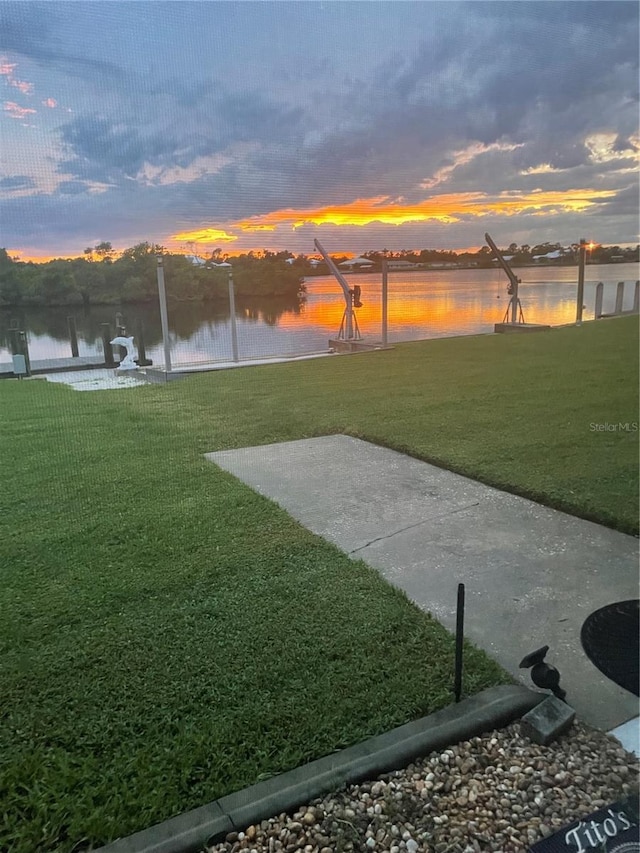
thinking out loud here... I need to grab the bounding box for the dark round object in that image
[580,599,639,696]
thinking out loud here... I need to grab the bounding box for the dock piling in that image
[67,316,79,358]
[594,282,603,319]
[115,314,127,362]
[101,323,115,367]
[8,328,20,356]
[135,318,152,366]
[18,331,31,375]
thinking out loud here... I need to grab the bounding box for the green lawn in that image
[0,317,637,852]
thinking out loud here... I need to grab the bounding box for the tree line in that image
[1,240,637,307]
[0,243,306,307]
[355,243,639,269]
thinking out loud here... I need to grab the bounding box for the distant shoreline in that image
[304,258,640,276]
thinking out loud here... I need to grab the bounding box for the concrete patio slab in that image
[206,435,639,731]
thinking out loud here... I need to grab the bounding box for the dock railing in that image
[594,280,639,319]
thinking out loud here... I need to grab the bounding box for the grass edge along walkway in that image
[0,317,637,852]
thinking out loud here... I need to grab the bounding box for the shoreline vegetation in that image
[0,243,306,308]
[0,241,638,308]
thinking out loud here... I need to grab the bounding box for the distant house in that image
[185,254,232,268]
[533,248,573,264]
[386,260,421,271]
[339,256,374,270]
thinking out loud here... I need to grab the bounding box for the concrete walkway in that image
[206,435,639,732]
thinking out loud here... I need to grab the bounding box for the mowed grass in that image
[0,317,637,852]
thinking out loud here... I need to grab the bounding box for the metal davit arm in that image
[484,232,519,293]
[485,232,523,324]
[313,238,354,339]
[313,239,351,301]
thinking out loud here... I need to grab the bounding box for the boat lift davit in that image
[485,232,526,325]
[313,238,362,340]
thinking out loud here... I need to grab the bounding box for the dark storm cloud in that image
[0,182,173,246]
[59,115,162,182]
[151,0,638,223]
[57,180,93,195]
[340,2,638,170]
[0,2,125,79]
[590,183,640,218]
[48,1,639,205]
[2,1,637,255]
[57,89,307,183]
[0,175,35,191]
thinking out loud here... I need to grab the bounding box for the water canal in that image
[1,263,637,367]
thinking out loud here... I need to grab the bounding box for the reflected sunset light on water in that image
[289,264,639,341]
[1,264,638,366]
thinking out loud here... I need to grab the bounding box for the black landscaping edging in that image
[94,684,544,853]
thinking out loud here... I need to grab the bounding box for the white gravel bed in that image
[209,720,638,853]
[42,368,147,390]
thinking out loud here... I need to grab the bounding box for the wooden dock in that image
[0,356,119,378]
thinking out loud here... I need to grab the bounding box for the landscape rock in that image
[208,720,637,853]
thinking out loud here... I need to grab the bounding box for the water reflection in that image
[0,295,304,362]
[0,264,637,364]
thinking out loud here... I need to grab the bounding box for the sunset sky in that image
[1,1,638,260]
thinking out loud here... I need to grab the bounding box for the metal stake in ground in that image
[454,582,465,702]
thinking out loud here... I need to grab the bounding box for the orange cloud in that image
[42,98,57,108]
[235,195,451,229]
[231,188,616,232]
[166,187,617,250]
[171,227,238,243]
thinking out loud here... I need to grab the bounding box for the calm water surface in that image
[1,263,637,366]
